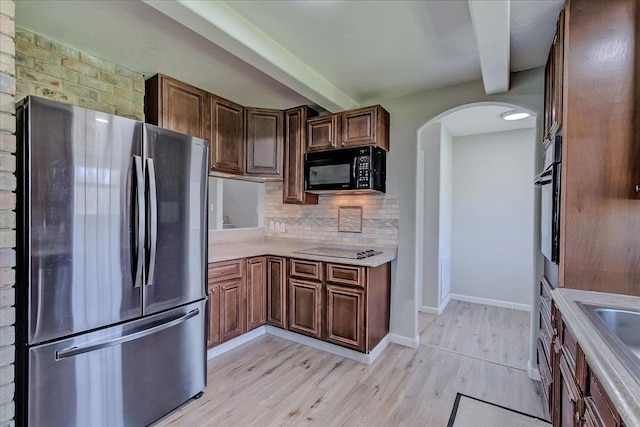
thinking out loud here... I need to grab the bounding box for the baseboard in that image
[527,360,541,381]
[265,326,390,364]
[419,306,439,315]
[439,293,452,313]
[419,294,453,315]
[449,294,531,312]
[389,333,420,348]
[206,326,267,360]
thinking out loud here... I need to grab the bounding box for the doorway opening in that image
[414,102,539,374]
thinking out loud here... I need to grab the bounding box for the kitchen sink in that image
[578,303,640,381]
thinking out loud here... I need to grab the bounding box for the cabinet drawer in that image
[209,259,244,282]
[290,259,323,281]
[326,264,365,288]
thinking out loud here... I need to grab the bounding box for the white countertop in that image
[552,288,640,427]
[208,237,397,267]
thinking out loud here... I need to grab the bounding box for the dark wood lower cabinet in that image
[208,257,391,355]
[550,304,625,427]
[207,259,245,349]
[267,256,287,329]
[326,284,365,351]
[219,278,244,342]
[288,278,322,339]
[246,257,267,331]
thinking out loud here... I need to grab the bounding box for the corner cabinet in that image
[283,106,318,205]
[144,73,209,140]
[245,108,284,178]
[266,256,288,329]
[209,94,244,175]
[246,256,267,331]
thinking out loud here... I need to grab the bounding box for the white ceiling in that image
[439,105,536,137]
[15,0,564,111]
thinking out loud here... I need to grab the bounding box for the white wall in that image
[368,67,543,343]
[438,125,453,304]
[420,122,442,308]
[450,128,536,307]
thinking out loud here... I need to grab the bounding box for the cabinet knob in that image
[221,286,226,290]
[635,185,639,193]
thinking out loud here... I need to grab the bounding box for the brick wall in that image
[0,1,15,425]
[15,27,144,120]
[0,24,146,426]
[264,182,399,246]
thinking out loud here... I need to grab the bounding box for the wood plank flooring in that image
[419,300,531,370]
[155,302,544,426]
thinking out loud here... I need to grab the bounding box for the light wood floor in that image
[155,301,544,426]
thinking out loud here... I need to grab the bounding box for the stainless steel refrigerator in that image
[15,96,208,426]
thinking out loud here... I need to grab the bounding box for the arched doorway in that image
[414,102,540,377]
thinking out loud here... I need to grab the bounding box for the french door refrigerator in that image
[15,96,208,427]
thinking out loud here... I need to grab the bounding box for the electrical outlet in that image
[269,221,275,230]
[280,222,286,233]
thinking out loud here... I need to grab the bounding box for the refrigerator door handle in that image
[146,158,158,286]
[133,155,145,288]
[55,308,200,360]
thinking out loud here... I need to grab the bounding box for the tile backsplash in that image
[264,182,399,246]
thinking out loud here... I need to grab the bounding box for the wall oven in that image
[304,146,386,193]
[534,133,562,264]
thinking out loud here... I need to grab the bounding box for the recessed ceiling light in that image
[500,110,530,121]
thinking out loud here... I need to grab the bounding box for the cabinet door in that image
[288,278,322,338]
[341,105,389,151]
[220,278,244,342]
[267,257,287,329]
[245,108,283,177]
[325,284,365,351]
[246,257,267,331]
[210,95,244,174]
[552,10,565,133]
[144,74,209,140]
[207,284,221,348]
[554,354,581,427]
[307,115,338,152]
[283,106,318,205]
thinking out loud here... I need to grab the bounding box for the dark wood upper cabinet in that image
[144,73,210,140]
[558,0,640,295]
[209,95,245,175]
[307,115,339,152]
[306,105,390,153]
[283,106,318,205]
[245,108,283,177]
[341,105,390,151]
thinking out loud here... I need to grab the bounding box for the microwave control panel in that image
[356,155,370,188]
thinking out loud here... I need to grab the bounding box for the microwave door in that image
[306,160,353,190]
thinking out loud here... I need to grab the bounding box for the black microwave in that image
[304,146,386,193]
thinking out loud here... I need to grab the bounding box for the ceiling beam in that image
[142,0,359,112]
[468,0,510,95]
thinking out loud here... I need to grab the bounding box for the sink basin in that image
[595,308,640,358]
[578,303,640,380]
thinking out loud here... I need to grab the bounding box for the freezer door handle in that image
[146,158,158,286]
[55,308,200,360]
[133,155,145,288]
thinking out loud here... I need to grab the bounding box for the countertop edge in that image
[208,239,397,267]
[551,288,640,427]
